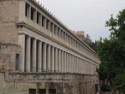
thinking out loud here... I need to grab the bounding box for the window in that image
[37,12,41,24]
[49,89,56,94]
[46,19,49,29]
[42,16,45,27]
[39,89,46,94]
[57,28,60,36]
[16,54,20,70]
[50,23,53,32]
[95,84,99,92]
[63,32,65,40]
[25,3,30,17]
[54,25,56,34]
[31,7,36,21]
[29,89,36,94]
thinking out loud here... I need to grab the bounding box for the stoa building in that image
[0,0,100,94]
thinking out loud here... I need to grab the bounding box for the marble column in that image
[70,54,72,73]
[73,55,75,73]
[65,52,67,72]
[52,46,55,72]
[55,48,59,72]
[59,50,62,72]
[76,58,78,73]
[68,54,71,73]
[77,58,80,73]
[75,57,77,73]
[65,53,67,72]
[26,36,31,72]
[68,54,70,72]
[61,51,64,72]
[81,59,83,74]
[32,38,37,72]
[79,59,81,73]
[71,55,73,73]
[38,41,42,72]
[66,53,68,72]
[43,43,47,72]
[48,45,51,71]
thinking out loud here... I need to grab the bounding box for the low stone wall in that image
[0,72,99,94]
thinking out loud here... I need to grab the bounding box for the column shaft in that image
[64,52,67,72]
[55,48,58,72]
[71,55,73,73]
[26,36,31,72]
[68,54,70,72]
[38,41,42,72]
[72,55,74,73]
[75,57,77,73]
[59,50,62,72]
[52,47,55,72]
[32,39,36,72]
[62,51,64,72]
[43,43,47,72]
[66,53,68,72]
[48,45,51,71]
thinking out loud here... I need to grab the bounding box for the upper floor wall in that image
[0,0,20,44]
[0,0,19,23]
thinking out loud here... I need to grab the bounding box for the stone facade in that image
[74,31,92,45]
[0,0,100,94]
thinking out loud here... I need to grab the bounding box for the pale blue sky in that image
[37,0,125,41]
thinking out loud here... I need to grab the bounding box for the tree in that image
[97,8,125,93]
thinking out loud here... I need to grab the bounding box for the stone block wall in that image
[0,0,19,44]
[0,0,19,22]
[0,72,99,94]
[0,43,21,71]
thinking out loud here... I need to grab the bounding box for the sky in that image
[37,0,125,41]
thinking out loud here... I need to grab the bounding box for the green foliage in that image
[97,8,125,93]
[101,85,111,92]
[113,71,125,93]
[91,41,98,51]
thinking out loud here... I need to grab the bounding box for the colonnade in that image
[17,1,99,74]
[19,34,96,74]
